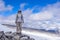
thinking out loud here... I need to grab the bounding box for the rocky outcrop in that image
[0,31,35,40]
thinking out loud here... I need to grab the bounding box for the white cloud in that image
[20,3,27,10]
[29,11,53,21]
[42,2,60,22]
[21,2,60,30]
[0,0,13,12]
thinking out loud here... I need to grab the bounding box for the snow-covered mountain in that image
[0,24,60,40]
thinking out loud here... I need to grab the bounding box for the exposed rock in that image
[0,31,35,40]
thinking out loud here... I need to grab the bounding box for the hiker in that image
[15,10,24,34]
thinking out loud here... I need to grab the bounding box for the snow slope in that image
[0,24,60,40]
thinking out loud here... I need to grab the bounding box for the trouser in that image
[16,22,23,40]
[16,22,22,34]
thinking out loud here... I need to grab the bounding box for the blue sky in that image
[0,0,60,36]
[0,0,59,16]
[4,0,58,7]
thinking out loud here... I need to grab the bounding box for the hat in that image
[18,10,22,13]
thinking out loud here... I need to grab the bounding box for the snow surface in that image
[0,24,60,40]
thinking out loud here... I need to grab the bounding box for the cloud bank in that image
[0,0,13,12]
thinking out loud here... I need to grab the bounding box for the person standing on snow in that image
[15,10,24,34]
